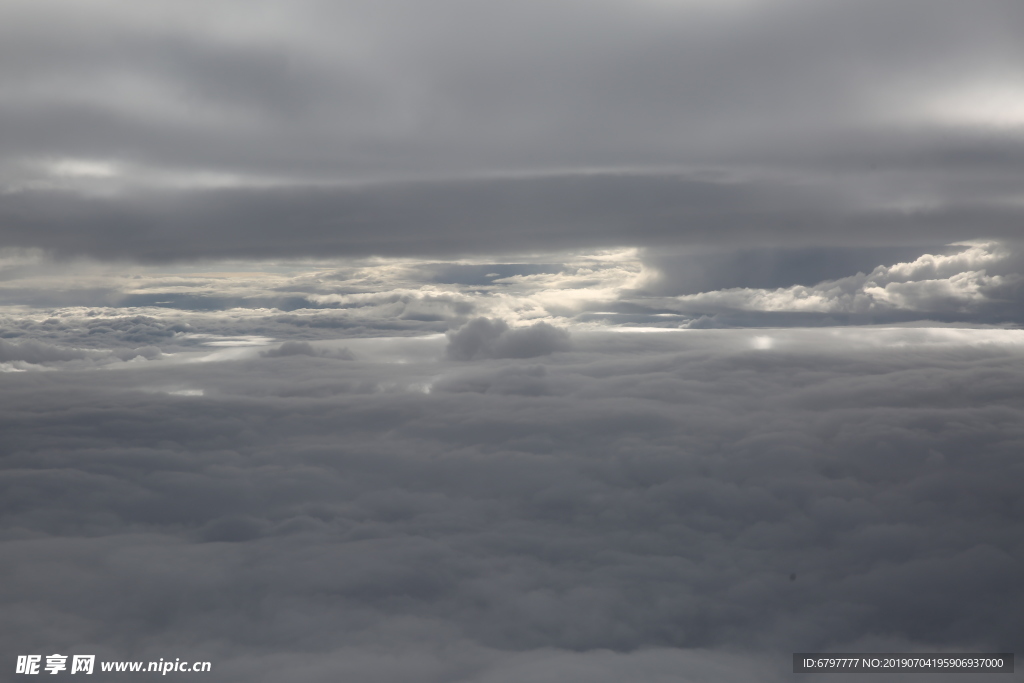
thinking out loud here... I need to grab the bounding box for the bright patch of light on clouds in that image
[48,159,120,178]
[27,158,294,193]
[0,363,29,373]
[198,336,276,347]
[1,241,1022,369]
[923,84,1024,129]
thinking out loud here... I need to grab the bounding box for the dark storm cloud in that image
[1,329,1022,681]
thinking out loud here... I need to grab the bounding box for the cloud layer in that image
[651,241,1024,327]
[2,0,1024,259]
[3,242,1023,343]
[4,2,1024,678]
[2,327,1022,680]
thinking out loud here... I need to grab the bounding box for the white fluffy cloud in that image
[652,242,1024,326]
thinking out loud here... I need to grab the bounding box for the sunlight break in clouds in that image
[46,158,121,179]
[923,83,1024,129]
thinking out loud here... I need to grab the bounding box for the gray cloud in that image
[3,177,1024,262]
[3,243,1023,362]
[262,340,354,359]
[2,0,1024,261]
[446,318,572,360]
[3,0,1024,678]
[262,340,317,357]
[3,0,1023,179]
[645,241,1024,327]
[0,337,97,364]
[1,328,1022,680]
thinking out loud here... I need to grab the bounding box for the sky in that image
[2,1,1023,681]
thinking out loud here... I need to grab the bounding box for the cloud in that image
[0,338,96,364]
[261,340,316,357]
[2,0,1023,184]
[1,1,1023,264]
[446,318,572,360]
[643,241,1024,326]
[433,364,550,397]
[1,327,1022,681]
[3,243,1022,363]
[262,340,355,359]
[4,177,1024,263]
[2,1,1024,677]
[0,338,164,373]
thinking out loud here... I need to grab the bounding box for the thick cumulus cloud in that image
[446,318,572,360]
[1,327,1022,681]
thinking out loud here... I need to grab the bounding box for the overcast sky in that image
[2,1,1023,681]
[3,0,1024,259]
